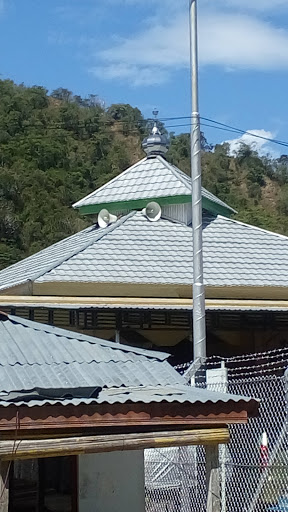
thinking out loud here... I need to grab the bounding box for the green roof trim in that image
[78,194,233,218]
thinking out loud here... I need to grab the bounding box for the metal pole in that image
[189,0,206,361]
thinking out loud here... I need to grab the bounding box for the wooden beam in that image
[0,428,229,461]
[0,461,9,512]
[0,402,251,431]
[206,445,220,512]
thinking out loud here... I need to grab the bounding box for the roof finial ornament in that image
[152,108,159,119]
[142,109,170,158]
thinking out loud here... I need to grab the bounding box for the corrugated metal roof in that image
[0,314,168,358]
[0,361,180,393]
[0,385,258,408]
[0,314,258,411]
[0,313,168,364]
[0,313,181,398]
[73,155,235,214]
[32,212,288,288]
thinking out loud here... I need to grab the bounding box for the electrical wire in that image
[165,122,245,136]
[2,113,288,150]
[201,117,288,148]
[164,121,288,149]
[160,114,288,148]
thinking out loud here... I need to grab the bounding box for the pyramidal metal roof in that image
[0,313,258,410]
[1,211,288,292]
[73,155,236,217]
[0,214,130,292]
[33,212,288,288]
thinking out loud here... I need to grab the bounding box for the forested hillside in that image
[1,78,288,270]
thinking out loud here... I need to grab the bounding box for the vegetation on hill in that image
[0,78,288,270]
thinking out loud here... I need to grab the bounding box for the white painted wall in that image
[78,450,145,512]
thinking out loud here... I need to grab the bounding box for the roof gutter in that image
[1,296,288,312]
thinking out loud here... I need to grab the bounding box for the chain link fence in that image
[145,348,288,511]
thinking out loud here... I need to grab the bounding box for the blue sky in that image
[1,0,288,155]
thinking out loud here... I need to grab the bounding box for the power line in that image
[164,120,288,149]
[160,114,288,148]
[201,116,288,148]
[2,114,288,150]
[166,122,244,136]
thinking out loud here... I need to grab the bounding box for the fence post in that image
[207,362,228,512]
[285,369,288,425]
[206,444,220,512]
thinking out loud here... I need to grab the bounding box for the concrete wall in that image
[78,450,145,512]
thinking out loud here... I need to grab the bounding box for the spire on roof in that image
[142,110,169,158]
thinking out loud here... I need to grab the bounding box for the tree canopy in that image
[0,78,288,270]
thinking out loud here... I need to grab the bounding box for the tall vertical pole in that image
[190,0,206,361]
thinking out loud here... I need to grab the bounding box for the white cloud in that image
[225,129,276,156]
[217,0,288,11]
[200,14,288,70]
[100,0,288,11]
[92,11,288,85]
[90,63,169,86]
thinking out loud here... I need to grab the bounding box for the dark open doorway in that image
[8,456,77,512]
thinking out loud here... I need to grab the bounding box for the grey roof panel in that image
[0,213,134,291]
[0,314,168,363]
[34,212,288,288]
[2,209,288,291]
[0,385,259,408]
[0,360,181,393]
[73,155,235,214]
[0,314,183,397]
[0,314,258,412]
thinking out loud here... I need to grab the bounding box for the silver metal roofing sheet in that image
[0,314,183,396]
[0,213,133,291]
[34,212,288,288]
[0,385,259,408]
[73,155,235,214]
[0,360,182,393]
[0,314,167,361]
[0,314,258,410]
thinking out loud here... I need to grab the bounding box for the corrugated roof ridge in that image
[158,156,236,214]
[0,394,259,408]
[0,224,93,290]
[5,314,169,360]
[156,156,191,190]
[218,215,288,241]
[202,187,237,214]
[0,279,29,293]
[36,211,137,282]
[0,359,162,368]
[73,157,148,208]
[0,212,137,291]
[170,163,236,214]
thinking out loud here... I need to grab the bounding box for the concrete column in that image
[78,450,145,512]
